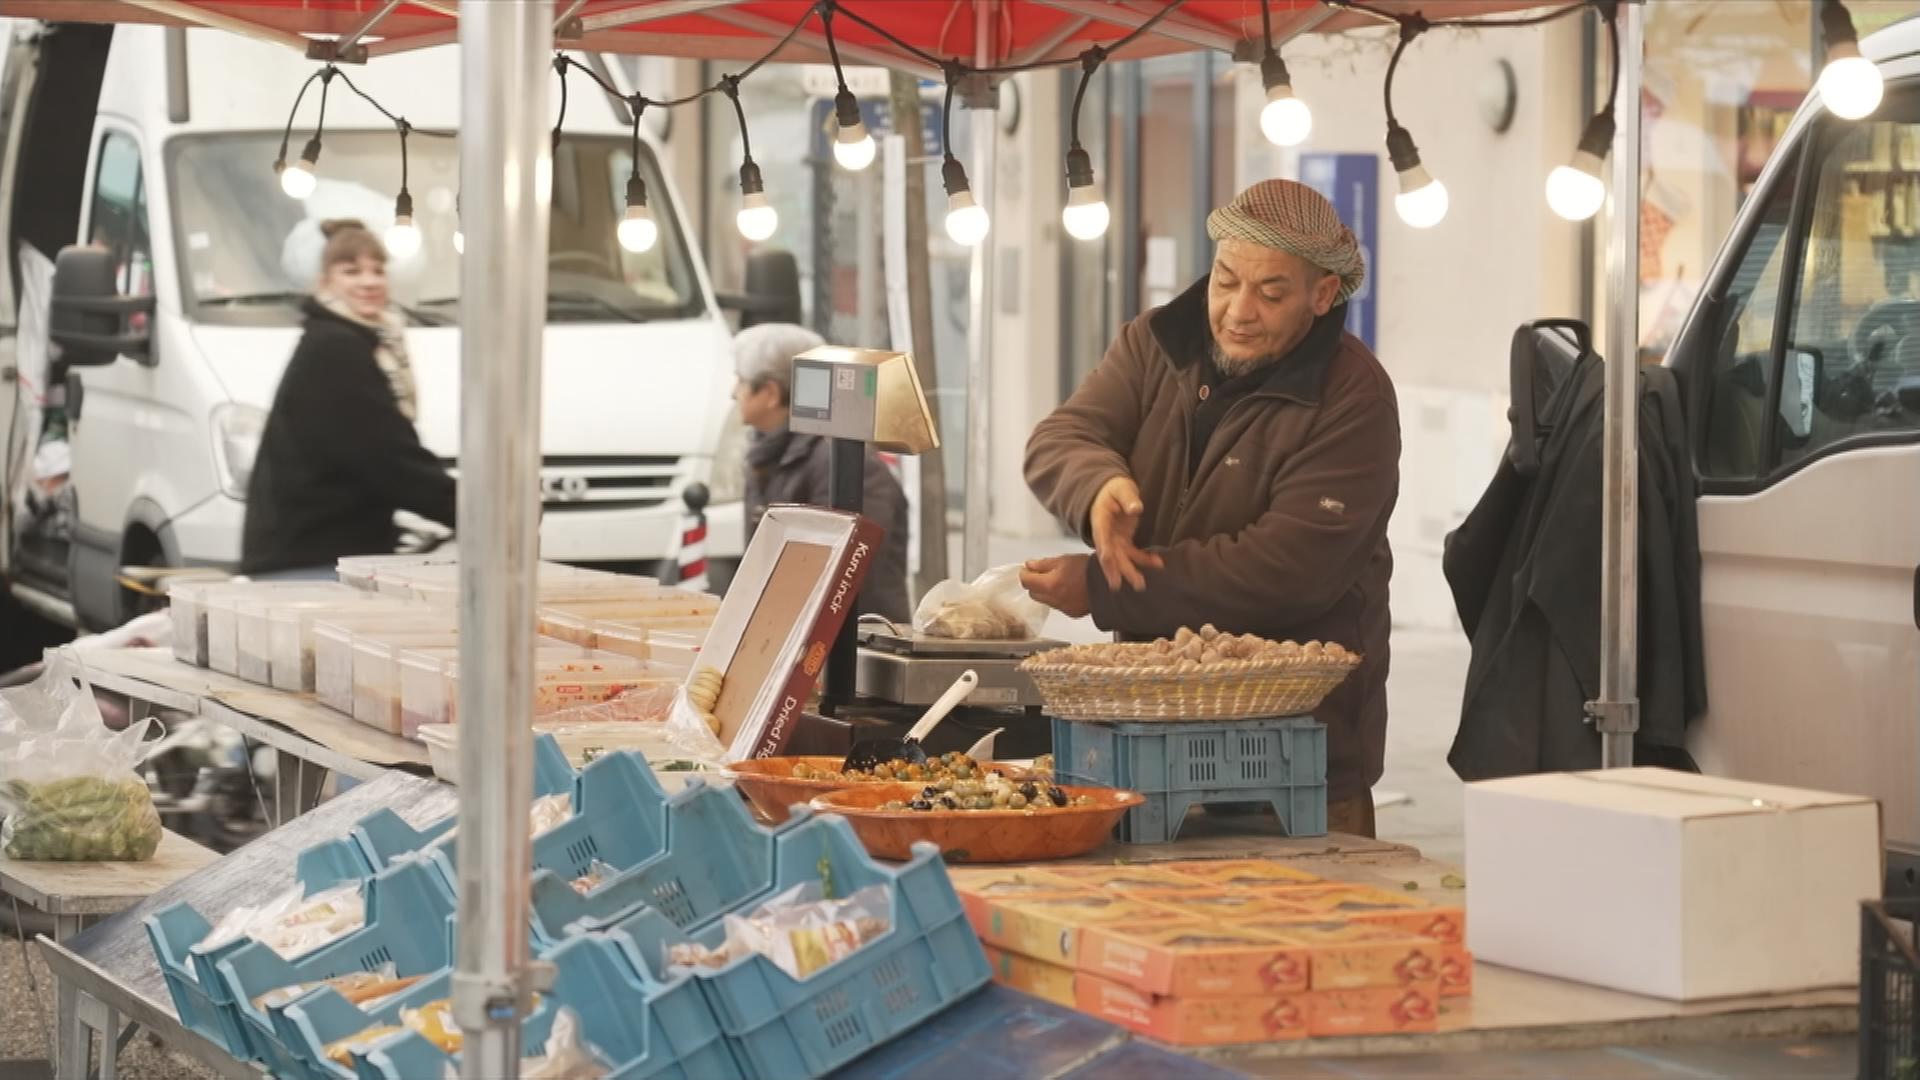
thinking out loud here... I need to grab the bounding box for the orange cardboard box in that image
[1438,944,1473,999]
[1040,864,1214,891]
[983,945,1077,1009]
[1245,919,1445,991]
[976,894,1178,966]
[1153,859,1323,889]
[947,867,1084,896]
[1078,921,1312,997]
[1075,972,1308,1046]
[1122,887,1306,920]
[1246,884,1467,945]
[1308,981,1442,1037]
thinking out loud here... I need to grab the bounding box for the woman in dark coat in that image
[241,220,456,578]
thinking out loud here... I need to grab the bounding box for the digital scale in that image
[786,345,1055,759]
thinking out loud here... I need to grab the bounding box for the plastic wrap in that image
[914,565,1049,641]
[521,1009,608,1080]
[667,881,891,980]
[0,651,162,862]
[201,881,366,958]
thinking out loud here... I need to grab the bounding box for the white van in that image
[1655,21,1920,878]
[0,22,791,629]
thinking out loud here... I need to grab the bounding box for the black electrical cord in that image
[275,67,325,166]
[940,61,963,167]
[397,120,410,194]
[1068,46,1106,152]
[821,2,849,87]
[1337,0,1593,31]
[1602,2,1621,117]
[329,66,457,137]
[552,54,569,154]
[1382,15,1424,129]
[719,74,754,166]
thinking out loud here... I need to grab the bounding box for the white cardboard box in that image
[1464,767,1880,1001]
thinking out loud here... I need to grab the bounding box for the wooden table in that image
[81,647,430,826]
[1,830,219,1080]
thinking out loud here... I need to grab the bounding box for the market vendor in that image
[1022,180,1399,837]
[733,322,911,623]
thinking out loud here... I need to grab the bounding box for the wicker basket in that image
[1020,650,1361,722]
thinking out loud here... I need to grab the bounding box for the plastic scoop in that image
[964,727,1005,761]
[842,670,979,772]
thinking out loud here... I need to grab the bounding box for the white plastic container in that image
[417,722,719,793]
[168,581,217,666]
[311,612,457,716]
[267,598,417,693]
[354,636,458,735]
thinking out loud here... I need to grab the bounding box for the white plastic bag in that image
[667,881,892,980]
[521,1008,609,1080]
[913,565,1049,641]
[201,880,366,958]
[0,650,163,861]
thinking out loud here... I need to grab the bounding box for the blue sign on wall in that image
[1299,152,1378,351]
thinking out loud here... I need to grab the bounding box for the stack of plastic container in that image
[146,739,991,1080]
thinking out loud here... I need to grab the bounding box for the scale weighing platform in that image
[854,624,1061,710]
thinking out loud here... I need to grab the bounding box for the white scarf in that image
[317,294,419,421]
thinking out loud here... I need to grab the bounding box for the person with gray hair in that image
[733,323,911,623]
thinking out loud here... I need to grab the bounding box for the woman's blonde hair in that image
[318,218,387,271]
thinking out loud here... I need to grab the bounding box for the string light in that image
[1256,1,1311,147]
[274,67,332,200]
[721,76,779,242]
[939,63,989,246]
[1381,18,1447,228]
[1546,3,1617,222]
[1061,47,1112,242]
[821,4,876,170]
[384,121,421,258]
[618,96,659,253]
[1817,0,1882,120]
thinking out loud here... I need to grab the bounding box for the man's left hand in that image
[1021,555,1092,619]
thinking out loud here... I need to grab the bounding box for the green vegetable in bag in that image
[1,776,161,861]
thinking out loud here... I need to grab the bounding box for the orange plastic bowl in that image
[810,782,1144,863]
[722,757,1028,824]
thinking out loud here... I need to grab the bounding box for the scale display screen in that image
[792,363,833,416]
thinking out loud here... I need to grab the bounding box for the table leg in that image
[272,751,330,825]
[55,976,84,1080]
[99,1005,121,1080]
[76,993,119,1080]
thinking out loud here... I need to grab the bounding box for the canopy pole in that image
[1594,0,1642,768]
[962,6,999,580]
[452,2,552,1076]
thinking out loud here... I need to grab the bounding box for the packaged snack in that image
[251,965,420,1011]
[400,998,461,1054]
[1152,859,1322,889]
[1042,864,1213,891]
[326,1024,406,1066]
[667,881,891,980]
[1077,921,1312,997]
[1308,981,1442,1037]
[521,1008,609,1080]
[571,859,620,896]
[202,882,366,959]
[1245,883,1466,945]
[1244,919,1442,992]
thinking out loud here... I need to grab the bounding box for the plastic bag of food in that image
[913,565,1048,641]
[400,998,462,1054]
[201,881,366,958]
[251,964,419,1011]
[521,1009,609,1080]
[669,881,891,980]
[326,1025,406,1067]
[0,650,162,861]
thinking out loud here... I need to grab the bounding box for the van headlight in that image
[212,404,268,500]
[707,405,747,505]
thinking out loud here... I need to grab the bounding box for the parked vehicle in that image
[0,22,795,629]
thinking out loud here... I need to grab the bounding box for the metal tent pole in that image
[962,5,999,580]
[453,2,552,1075]
[1594,0,1643,769]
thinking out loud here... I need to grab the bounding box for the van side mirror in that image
[50,246,154,367]
[717,248,802,329]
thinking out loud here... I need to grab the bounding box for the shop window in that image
[1780,93,1920,467]
[1699,146,1797,481]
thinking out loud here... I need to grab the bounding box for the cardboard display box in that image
[970,894,1177,966]
[669,506,883,759]
[1237,919,1444,992]
[1152,859,1325,889]
[1244,883,1466,945]
[1078,921,1312,997]
[1307,982,1443,1037]
[1465,767,1881,1001]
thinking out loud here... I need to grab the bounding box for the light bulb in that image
[1394,165,1448,229]
[1546,156,1607,222]
[945,193,989,246]
[1062,186,1110,241]
[453,230,465,255]
[385,218,421,258]
[618,206,659,253]
[834,130,877,171]
[279,161,316,200]
[1818,52,1883,120]
[1260,88,1312,147]
[737,192,778,242]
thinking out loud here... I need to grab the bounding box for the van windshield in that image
[167,132,703,326]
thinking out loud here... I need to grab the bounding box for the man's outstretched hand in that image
[1089,475,1163,592]
[1021,555,1092,619]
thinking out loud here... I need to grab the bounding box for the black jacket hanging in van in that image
[1442,342,1707,779]
[241,300,456,574]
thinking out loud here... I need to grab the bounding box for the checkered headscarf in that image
[1206,180,1365,302]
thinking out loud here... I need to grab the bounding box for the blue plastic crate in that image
[528,775,793,946]
[343,933,740,1080]
[610,810,991,1079]
[1052,716,1327,844]
[214,858,457,1075]
[271,966,451,1080]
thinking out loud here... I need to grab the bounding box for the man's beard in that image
[1210,340,1283,379]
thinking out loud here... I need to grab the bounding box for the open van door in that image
[0,24,37,583]
[1670,76,1920,878]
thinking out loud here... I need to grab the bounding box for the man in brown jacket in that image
[1022,180,1400,836]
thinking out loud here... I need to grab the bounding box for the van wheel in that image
[115,526,172,627]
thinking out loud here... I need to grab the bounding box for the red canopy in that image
[4,1,1568,74]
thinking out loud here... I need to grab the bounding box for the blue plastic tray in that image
[611,810,992,1079]
[1052,716,1327,843]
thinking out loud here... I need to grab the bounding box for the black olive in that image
[922,785,941,798]
[1019,782,1038,800]
[1049,788,1070,807]
[940,796,960,810]
[909,799,933,811]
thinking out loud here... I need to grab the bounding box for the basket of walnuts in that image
[1018,624,1361,722]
